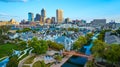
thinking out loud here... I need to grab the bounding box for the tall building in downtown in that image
[28,12,34,22]
[65,18,70,23]
[41,8,46,23]
[34,13,40,21]
[51,17,56,23]
[56,9,63,23]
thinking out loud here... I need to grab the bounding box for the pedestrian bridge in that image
[63,51,93,60]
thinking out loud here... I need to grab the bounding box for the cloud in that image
[0,0,28,2]
[0,12,9,16]
[0,12,19,17]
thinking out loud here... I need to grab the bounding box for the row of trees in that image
[23,37,64,55]
[0,25,11,35]
[16,28,41,33]
[0,25,11,44]
[67,28,79,32]
[97,30,106,41]
[6,55,18,67]
[91,39,120,66]
[47,40,64,51]
[91,30,120,66]
[61,28,79,32]
[73,33,94,50]
[16,28,32,33]
[73,36,87,50]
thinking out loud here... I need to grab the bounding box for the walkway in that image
[51,55,72,67]
[18,54,35,67]
[18,54,56,67]
[63,51,93,60]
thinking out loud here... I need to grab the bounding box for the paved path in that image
[18,54,35,67]
[51,55,72,67]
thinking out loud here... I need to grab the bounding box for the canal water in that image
[0,48,31,67]
[62,34,98,67]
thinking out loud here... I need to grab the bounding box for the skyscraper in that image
[65,18,70,23]
[41,8,46,22]
[46,18,51,24]
[51,17,55,23]
[34,13,40,21]
[56,9,63,23]
[28,12,34,21]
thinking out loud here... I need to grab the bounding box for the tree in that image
[86,61,94,67]
[0,28,2,35]
[39,40,48,54]
[67,27,79,32]
[33,61,46,67]
[41,60,46,67]
[32,30,36,33]
[0,25,11,44]
[85,33,93,40]
[6,55,18,67]
[73,36,87,50]
[104,44,120,65]
[91,39,107,60]
[18,41,27,50]
[16,30,22,33]
[22,28,31,32]
[73,41,81,50]
[16,28,31,33]
[28,37,48,55]
[0,25,11,35]
[97,30,106,41]
[55,55,62,62]
[47,40,64,51]
[59,44,64,49]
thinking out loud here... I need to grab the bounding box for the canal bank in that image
[0,48,31,67]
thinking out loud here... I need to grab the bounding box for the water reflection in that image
[62,33,98,67]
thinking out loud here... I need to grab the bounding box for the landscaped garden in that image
[0,43,18,58]
[24,56,35,64]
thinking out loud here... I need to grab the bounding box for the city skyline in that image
[0,0,120,23]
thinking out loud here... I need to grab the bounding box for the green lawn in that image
[32,61,53,67]
[0,44,17,58]
[24,56,35,64]
[33,61,41,67]
[22,65,30,67]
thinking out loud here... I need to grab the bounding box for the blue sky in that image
[0,0,120,22]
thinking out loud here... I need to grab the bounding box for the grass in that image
[46,63,54,67]
[22,65,30,67]
[0,43,17,58]
[33,61,41,67]
[24,56,35,64]
[32,61,53,67]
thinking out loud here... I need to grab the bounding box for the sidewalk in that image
[18,54,35,67]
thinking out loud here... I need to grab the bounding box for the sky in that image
[0,0,120,23]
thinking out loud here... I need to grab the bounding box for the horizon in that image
[0,0,120,23]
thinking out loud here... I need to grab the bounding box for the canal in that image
[62,33,99,67]
[0,48,31,67]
